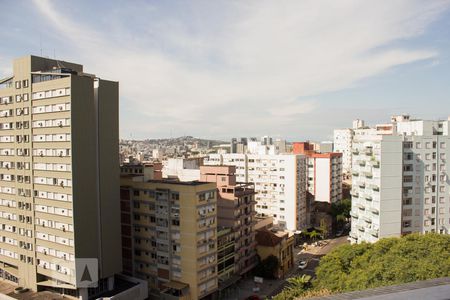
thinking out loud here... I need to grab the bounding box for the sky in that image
[1,0,450,141]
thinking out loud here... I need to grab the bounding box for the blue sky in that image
[1,0,450,141]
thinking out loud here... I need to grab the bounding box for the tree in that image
[254,255,279,279]
[274,233,450,298]
[331,198,351,230]
[314,233,450,292]
[309,230,319,242]
[272,275,312,300]
[319,219,328,239]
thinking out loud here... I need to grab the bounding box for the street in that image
[219,236,349,299]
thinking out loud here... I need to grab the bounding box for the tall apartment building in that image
[200,166,258,278]
[120,171,218,299]
[0,55,135,299]
[230,136,286,155]
[293,142,343,203]
[334,119,365,176]
[204,153,307,231]
[350,116,450,244]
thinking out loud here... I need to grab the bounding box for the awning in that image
[163,281,189,290]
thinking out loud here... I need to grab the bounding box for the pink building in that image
[200,165,258,276]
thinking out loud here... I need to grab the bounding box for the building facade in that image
[120,173,218,300]
[293,142,343,203]
[204,153,307,231]
[350,116,450,243]
[0,56,131,299]
[255,228,294,279]
[333,119,366,176]
[200,165,258,277]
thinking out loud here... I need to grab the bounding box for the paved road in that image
[220,236,349,300]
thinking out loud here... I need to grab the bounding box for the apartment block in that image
[293,142,343,203]
[200,165,258,278]
[204,153,307,231]
[350,115,450,243]
[0,56,147,299]
[120,172,218,299]
[333,119,365,176]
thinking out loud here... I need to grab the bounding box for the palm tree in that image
[287,274,312,290]
[309,230,319,242]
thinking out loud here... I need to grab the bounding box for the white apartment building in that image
[293,142,342,203]
[334,129,354,175]
[205,153,307,231]
[350,116,450,244]
[334,119,365,176]
[306,153,343,203]
[162,157,203,181]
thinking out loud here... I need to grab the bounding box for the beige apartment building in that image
[0,56,147,299]
[120,168,218,299]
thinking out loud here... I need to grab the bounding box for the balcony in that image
[352,150,360,155]
[360,216,372,223]
[370,229,379,237]
[357,160,366,167]
[365,195,373,202]
[350,211,359,218]
[161,281,190,300]
[363,171,373,179]
[365,148,373,155]
[356,224,365,232]
[349,232,359,239]
[372,161,380,168]
[370,207,379,215]
[351,191,359,198]
[352,171,359,177]
[371,185,380,192]
[358,182,366,188]
[354,203,365,210]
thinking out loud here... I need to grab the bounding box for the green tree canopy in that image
[314,233,450,292]
[275,233,450,299]
[330,198,351,220]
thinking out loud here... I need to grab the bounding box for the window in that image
[416,142,421,149]
[15,95,21,102]
[23,93,28,101]
[22,80,29,88]
[440,142,446,149]
[15,81,21,89]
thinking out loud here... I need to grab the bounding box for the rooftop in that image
[0,281,71,299]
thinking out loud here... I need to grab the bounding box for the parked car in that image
[298,260,308,270]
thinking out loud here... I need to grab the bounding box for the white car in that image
[298,260,308,270]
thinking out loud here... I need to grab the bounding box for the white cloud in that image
[30,0,450,139]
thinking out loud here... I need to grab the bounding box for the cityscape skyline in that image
[1,1,450,141]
